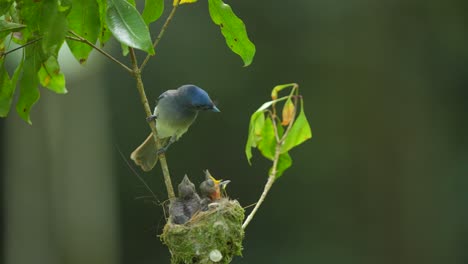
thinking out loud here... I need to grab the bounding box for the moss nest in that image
[161,199,245,264]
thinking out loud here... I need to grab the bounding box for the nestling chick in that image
[169,175,201,224]
[199,171,230,211]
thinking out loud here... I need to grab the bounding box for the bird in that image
[131,84,220,171]
[169,175,202,225]
[199,171,230,210]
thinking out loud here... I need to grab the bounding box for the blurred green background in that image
[2,0,468,263]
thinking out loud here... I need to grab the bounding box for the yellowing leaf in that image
[271,83,295,100]
[38,56,67,94]
[281,98,295,126]
[281,98,312,153]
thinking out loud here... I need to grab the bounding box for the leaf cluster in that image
[245,83,312,178]
[0,0,255,124]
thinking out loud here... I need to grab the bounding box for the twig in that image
[129,47,176,200]
[140,4,179,71]
[0,37,42,58]
[242,139,281,230]
[66,31,133,73]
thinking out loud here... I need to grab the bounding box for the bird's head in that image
[199,171,230,201]
[178,175,197,199]
[178,85,220,112]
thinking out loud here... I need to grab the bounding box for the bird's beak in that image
[211,105,221,112]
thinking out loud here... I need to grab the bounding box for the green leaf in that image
[0,20,26,39]
[16,45,41,124]
[245,111,264,164]
[107,0,155,54]
[0,1,14,16]
[97,0,113,46]
[208,0,255,66]
[38,56,67,94]
[281,98,312,153]
[66,0,100,63]
[15,0,43,45]
[257,116,276,160]
[40,0,70,57]
[142,0,164,25]
[253,112,265,145]
[273,152,292,178]
[0,57,23,117]
[0,62,12,116]
[245,97,289,164]
[121,42,129,56]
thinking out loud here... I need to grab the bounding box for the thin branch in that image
[242,143,281,230]
[268,111,281,143]
[129,47,176,200]
[66,32,133,73]
[0,37,42,58]
[140,4,179,71]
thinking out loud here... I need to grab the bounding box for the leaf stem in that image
[0,37,42,58]
[140,4,179,71]
[129,48,176,200]
[66,31,133,74]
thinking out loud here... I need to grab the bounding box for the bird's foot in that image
[146,114,158,122]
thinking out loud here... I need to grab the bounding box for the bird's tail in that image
[130,133,168,172]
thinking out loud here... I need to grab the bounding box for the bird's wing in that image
[157,89,177,101]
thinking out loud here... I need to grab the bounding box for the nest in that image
[161,199,245,264]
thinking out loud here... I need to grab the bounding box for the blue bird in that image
[131,84,220,171]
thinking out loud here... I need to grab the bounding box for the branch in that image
[140,4,179,71]
[129,48,176,200]
[242,137,280,230]
[0,38,42,58]
[66,31,133,74]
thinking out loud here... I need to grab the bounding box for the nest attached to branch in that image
[161,198,245,264]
